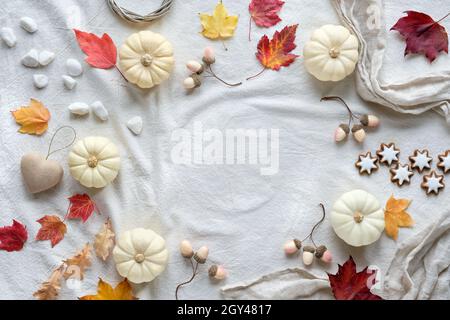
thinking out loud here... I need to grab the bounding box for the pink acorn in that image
[334,124,349,142]
[315,245,332,263]
[208,265,227,280]
[284,239,302,255]
[360,114,380,128]
[203,47,215,65]
[186,60,204,74]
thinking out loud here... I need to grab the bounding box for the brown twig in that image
[321,96,359,127]
[175,259,199,300]
[207,65,242,87]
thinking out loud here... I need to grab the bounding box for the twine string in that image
[107,0,174,23]
[46,126,77,160]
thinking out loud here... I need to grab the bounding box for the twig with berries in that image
[184,47,243,90]
[175,240,227,300]
[321,96,380,143]
[284,204,332,266]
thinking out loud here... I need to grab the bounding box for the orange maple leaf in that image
[79,278,138,300]
[11,99,50,135]
[384,195,414,240]
[36,215,67,248]
[256,24,299,70]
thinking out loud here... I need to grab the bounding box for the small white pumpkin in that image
[68,136,120,188]
[119,31,174,89]
[330,190,385,247]
[113,228,169,284]
[303,25,359,82]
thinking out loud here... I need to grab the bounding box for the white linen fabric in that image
[0,0,449,300]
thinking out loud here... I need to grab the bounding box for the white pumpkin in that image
[119,31,174,89]
[303,25,359,82]
[113,228,169,284]
[330,190,385,247]
[68,136,120,188]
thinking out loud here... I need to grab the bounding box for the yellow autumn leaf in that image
[79,278,138,300]
[200,1,238,40]
[384,195,414,240]
[11,98,50,135]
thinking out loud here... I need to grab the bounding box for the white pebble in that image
[91,101,108,121]
[38,50,55,66]
[21,49,39,68]
[20,17,38,33]
[66,58,83,77]
[62,75,77,90]
[68,102,89,116]
[0,27,17,47]
[33,74,48,89]
[127,116,143,135]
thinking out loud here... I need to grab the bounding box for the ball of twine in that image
[107,0,174,23]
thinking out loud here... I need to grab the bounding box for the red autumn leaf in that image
[391,11,449,62]
[249,0,284,27]
[36,215,67,247]
[327,256,382,300]
[74,29,117,69]
[0,220,28,252]
[67,194,99,223]
[256,24,299,71]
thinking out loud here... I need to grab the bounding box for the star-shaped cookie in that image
[390,163,414,186]
[377,143,400,166]
[355,152,378,175]
[437,150,450,174]
[421,170,445,195]
[409,150,432,172]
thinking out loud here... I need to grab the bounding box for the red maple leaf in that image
[74,29,117,69]
[327,256,382,300]
[391,11,449,62]
[67,194,99,223]
[249,0,284,28]
[0,220,28,252]
[36,215,67,247]
[256,24,299,71]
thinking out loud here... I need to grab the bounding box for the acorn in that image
[193,246,209,264]
[334,124,350,142]
[351,125,366,143]
[180,240,194,258]
[208,265,227,280]
[202,47,215,65]
[183,73,202,89]
[302,246,315,265]
[186,60,204,74]
[284,239,302,255]
[314,245,332,263]
[360,114,380,128]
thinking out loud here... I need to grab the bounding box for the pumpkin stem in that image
[175,258,199,300]
[354,211,364,223]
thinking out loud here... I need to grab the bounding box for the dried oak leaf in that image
[74,29,117,69]
[384,195,414,240]
[200,1,238,40]
[36,215,67,247]
[79,278,138,300]
[11,99,50,135]
[391,11,449,62]
[67,193,99,223]
[94,218,115,261]
[328,256,382,300]
[256,24,299,71]
[0,220,28,252]
[249,0,284,28]
[64,243,92,280]
[33,264,65,300]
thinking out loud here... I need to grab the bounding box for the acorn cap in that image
[351,124,364,132]
[293,239,302,250]
[208,265,218,277]
[339,124,350,134]
[202,56,215,65]
[360,115,369,126]
[315,245,327,258]
[303,245,315,253]
[191,73,202,87]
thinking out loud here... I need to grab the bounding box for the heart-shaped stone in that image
[21,152,63,194]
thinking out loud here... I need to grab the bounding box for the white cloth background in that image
[0,0,449,300]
